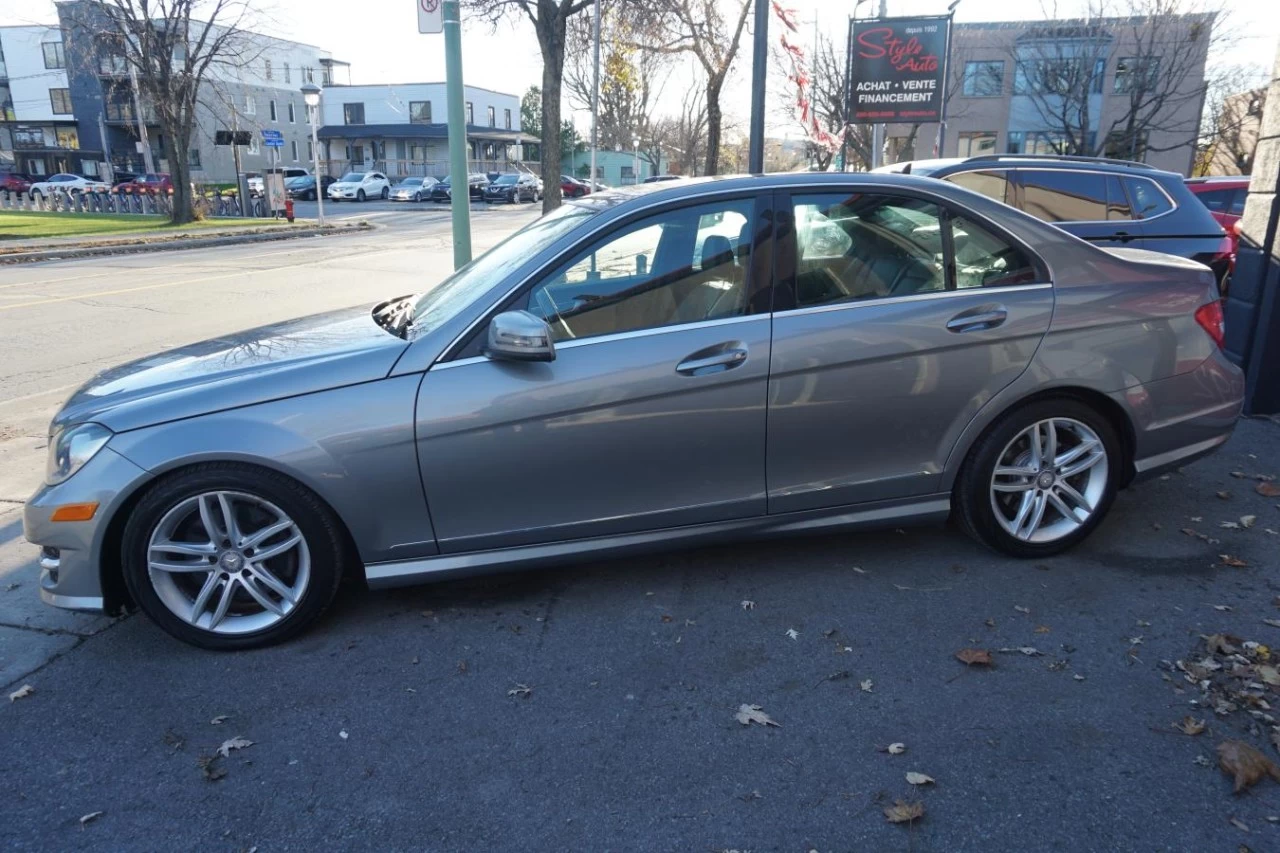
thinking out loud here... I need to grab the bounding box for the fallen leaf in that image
[735,704,780,727]
[1073,674,1086,681]
[1218,490,1233,500]
[984,617,996,628]
[905,772,935,785]
[339,730,350,740]
[851,566,868,575]
[1014,605,1031,614]
[1231,471,1248,479]
[883,799,925,824]
[1035,625,1051,634]
[1221,521,1242,530]
[1195,754,1213,767]
[1220,555,1250,568]
[507,683,532,699]
[660,614,673,623]
[1218,740,1280,793]
[998,646,1044,656]
[887,742,906,754]
[196,754,226,781]
[815,670,850,687]
[8,684,34,702]
[1231,817,1250,832]
[210,715,228,725]
[1264,619,1280,629]
[1258,666,1280,687]
[741,600,755,610]
[1176,716,1207,735]
[860,678,874,693]
[1207,634,1243,655]
[1215,605,1235,612]
[216,736,253,758]
[1242,515,1258,529]
[955,648,993,666]
[785,628,799,640]
[1257,482,1280,498]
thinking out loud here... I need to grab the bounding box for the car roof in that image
[1185,176,1249,185]
[880,154,1181,181]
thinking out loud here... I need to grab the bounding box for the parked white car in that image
[327,171,390,202]
[28,173,110,201]
[247,167,309,197]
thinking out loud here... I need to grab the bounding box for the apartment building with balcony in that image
[0,24,93,177]
[882,15,1212,176]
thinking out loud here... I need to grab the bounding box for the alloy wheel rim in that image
[989,418,1109,543]
[147,491,310,635]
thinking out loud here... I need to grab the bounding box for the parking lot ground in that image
[1,413,1278,851]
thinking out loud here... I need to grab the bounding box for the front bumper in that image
[23,446,153,614]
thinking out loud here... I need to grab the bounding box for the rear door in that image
[766,188,1054,513]
[1015,168,1143,249]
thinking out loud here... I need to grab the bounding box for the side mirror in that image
[485,311,556,362]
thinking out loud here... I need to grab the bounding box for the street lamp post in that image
[633,137,640,183]
[301,81,325,227]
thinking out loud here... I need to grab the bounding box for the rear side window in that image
[1229,192,1246,216]
[1106,176,1132,220]
[1195,187,1233,212]
[1020,169,1108,222]
[950,215,1040,289]
[944,170,1011,205]
[1124,177,1174,218]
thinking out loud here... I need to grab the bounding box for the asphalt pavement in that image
[2,205,1280,850]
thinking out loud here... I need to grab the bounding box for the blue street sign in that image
[261,129,285,148]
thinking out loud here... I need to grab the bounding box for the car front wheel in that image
[121,463,347,650]
[953,399,1120,558]
[381,186,389,200]
[356,189,366,202]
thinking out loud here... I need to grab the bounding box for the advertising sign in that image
[847,16,952,123]
[266,172,287,213]
[418,0,443,34]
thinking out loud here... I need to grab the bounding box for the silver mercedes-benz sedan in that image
[24,174,1244,649]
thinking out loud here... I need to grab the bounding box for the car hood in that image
[330,182,360,191]
[53,306,409,435]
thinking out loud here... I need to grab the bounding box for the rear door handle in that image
[676,347,748,376]
[946,306,1008,333]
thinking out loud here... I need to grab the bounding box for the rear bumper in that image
[1115,349,1245,481]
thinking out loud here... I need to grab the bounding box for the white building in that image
[0,24,83,176]
[315,82,527,178]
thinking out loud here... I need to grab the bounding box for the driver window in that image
[525,198,755,343]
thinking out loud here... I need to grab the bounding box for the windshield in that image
[285,176,310,186]
[340,172,366,182]
[409,204,595,337]
[494,175,518,185]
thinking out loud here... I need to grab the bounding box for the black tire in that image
[381,186,389,200]
[121,463,347,650]
[952,398,1122,558]
[356,189,366,202]
[413,192,421,202]
[308,190,317,201]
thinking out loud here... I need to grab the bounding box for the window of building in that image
[957,131,997,157]
[306,138,313,161]
[264,58,273,80]
[505,108,512,130]
[269,99,278,121]
[49,88,73,115]
[620,164,635,181]
[82,159,99,176]
[944,170,1012,205]
[188,147,202,168]
[1020,169,1109,222]
[523,198,757,341]
[1113,56,1160,94]
[1124,176,1173,218]
[1006,130,1093,156]
[291,139,299,160]
[42,42,65,69]
[284,62,290,83]
[487,106,496,127]
[55,127,79,149]
[791,194,946,307]
[99,54,127,75]
[962,61,1004,97]
[287,102,295,123]
[410,101,432,123]
[466,101,474,124]
[1014,58,1105,96]
[344,102,365,125]
[245,94,256,115]
[14,128,44,147]
[0,85,13,121]
[949,215,1039,289]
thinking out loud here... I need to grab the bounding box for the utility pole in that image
[443,0,472,268]
[589,0,600,190]
[231,106,246,216]
[748,0,768,173]
[870,0,887,170]
[97,112,113,180]
[128,64,155,173]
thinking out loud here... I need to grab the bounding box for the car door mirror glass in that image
[486,311,556,362]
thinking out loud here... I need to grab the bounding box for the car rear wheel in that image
[953,399,1120,558]
[381,186,389,200]
[121,464,346,650]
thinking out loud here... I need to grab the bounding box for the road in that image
[2,207,1280,850]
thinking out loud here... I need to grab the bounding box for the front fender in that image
[108,375,437,565]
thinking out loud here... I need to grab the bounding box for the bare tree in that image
[1008,0,1225,159]
[61,0,261,224]
[1199,64,1268,175]
[657,79,710,175]
[637,0,753,175]
[463,0,594,212]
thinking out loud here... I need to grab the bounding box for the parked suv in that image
[484,172,539,204]
[878,155,1233,289]
[429,173,490,203]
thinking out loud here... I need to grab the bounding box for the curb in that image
[0,222,375,264]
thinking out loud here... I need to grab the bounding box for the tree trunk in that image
[704,76,723,176]
[164,121,194,224]
[538,13,568,214]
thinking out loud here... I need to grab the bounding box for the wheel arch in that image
[943,385,1137,493]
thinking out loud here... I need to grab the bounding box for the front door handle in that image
[676,346,748,376]
[946,306,1008,333]
[1114,231,1135,243]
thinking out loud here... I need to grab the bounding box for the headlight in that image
[46,423,112,486]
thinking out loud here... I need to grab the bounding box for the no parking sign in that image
[418,0,442,33]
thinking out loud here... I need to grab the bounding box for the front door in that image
[766,189,1054,513]
[416,193,774,553]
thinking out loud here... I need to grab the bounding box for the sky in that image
[2,0,1277,137]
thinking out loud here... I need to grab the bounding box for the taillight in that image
[1195,301,1225,349]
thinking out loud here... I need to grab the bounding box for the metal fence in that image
[0,188,275,219]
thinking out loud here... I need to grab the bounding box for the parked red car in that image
[1185,176,1247,256]
[561,175,590,198]
[0,172,34,193]
[118,173,174,193]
